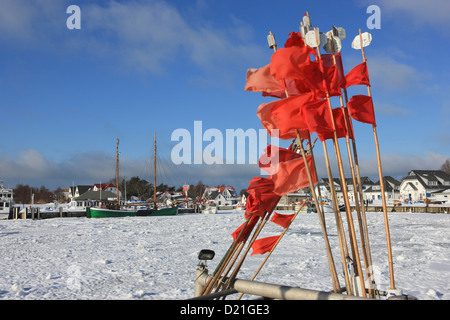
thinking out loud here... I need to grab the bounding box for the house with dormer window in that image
[364,176,401,202]
[399,170,450,202]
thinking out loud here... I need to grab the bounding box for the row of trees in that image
[121,177,209,200]
[13,184,54,204]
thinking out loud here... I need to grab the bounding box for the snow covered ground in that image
[0,210,449,300]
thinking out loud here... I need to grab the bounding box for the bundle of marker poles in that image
[200,12,396,299]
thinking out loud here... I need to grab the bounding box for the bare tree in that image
[441,159,450,175]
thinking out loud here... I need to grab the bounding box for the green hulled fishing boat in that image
[87,135,177,218]
[87,206,177,218]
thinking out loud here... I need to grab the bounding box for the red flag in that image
[257,93,314,140]
[301,99,334,135]
[262,78,300,98]
[270,46,315,81]
[251,235,281,255]
[271,212,295,229]
[259,145,302,175]
[342,62,370,88]
[316,107,354,141]
[271,154,317,195]
[245,64,284,94]
[346,95,376,126]
[244,193,266,218]
[232,215,260,243]
[322,64,341,97]
[284,31,307,48]
[247,177,280,214]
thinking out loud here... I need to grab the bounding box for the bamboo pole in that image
[116,138,120,208]
[269,30,340,292]
[327,34,375,297]
[237,202,307,300]
[358,29,395,290]
[312,27,366,297]
[200,216,253,295]
[335,43,376,297]
[296,131,341,293]
[218,211,274,297]
[321,139,352,294]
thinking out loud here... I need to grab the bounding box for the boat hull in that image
[87,207,177,218]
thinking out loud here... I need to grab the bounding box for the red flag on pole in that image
[271,154,317,196]
[301,99,334,135]
[244,193,266,219]
[259,145,304,175]
[270,212,295,228]
[247,177,280,214]
[316,107,355,141]
[346,95,376,126]
[270,46,315,81]
[284,31,307,48]
[251,235,281,255]
[257,92,314,140]
[342,62,370,88]
[232,215,260,243]
[245,64,284,94]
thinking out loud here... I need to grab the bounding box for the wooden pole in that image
[154,132,157,205]
[116,138,120,208]
[358,29,395,290]
[328,35,375,297]
[321,139,353,294]
[312,27,366,297]
[303,13,353,294]
[269,30,340,292]
[200,214,256,295]
[297,131,341,293]
[237,202,308,300]
[335,44,376,297]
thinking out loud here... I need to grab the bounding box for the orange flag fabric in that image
[271,153,317,196]
[301,99,334,135]
[346,95,376,126]
[316,107,355,141]
[245,64,284,94]
[270,212,295,229]
[342,62,370,88]
[232,215,260,243]
[257,92,314,140]
[270,46,315,81]
[251,235,281,255]
[247,177,280,215]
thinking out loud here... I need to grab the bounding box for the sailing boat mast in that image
[153,132,157,204]
[116,138,120,207]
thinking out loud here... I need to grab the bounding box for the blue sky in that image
[0,0,449,192]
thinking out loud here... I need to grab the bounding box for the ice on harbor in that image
[0,210,449,300]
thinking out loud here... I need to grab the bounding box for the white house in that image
[92,183,122,197]
[68,185,91,202]
[399,170,450,202]
[364,176,401,202]
[203,186,240,206]
[315,177,375,204]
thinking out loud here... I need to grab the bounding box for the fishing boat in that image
[88,135,177,218]
[0,181,13,219]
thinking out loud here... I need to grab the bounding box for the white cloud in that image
[377,0,450,29]
[367,56,421,92]
[358,151,449,180]
[82,0,266,74]
[0,0,266,75]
